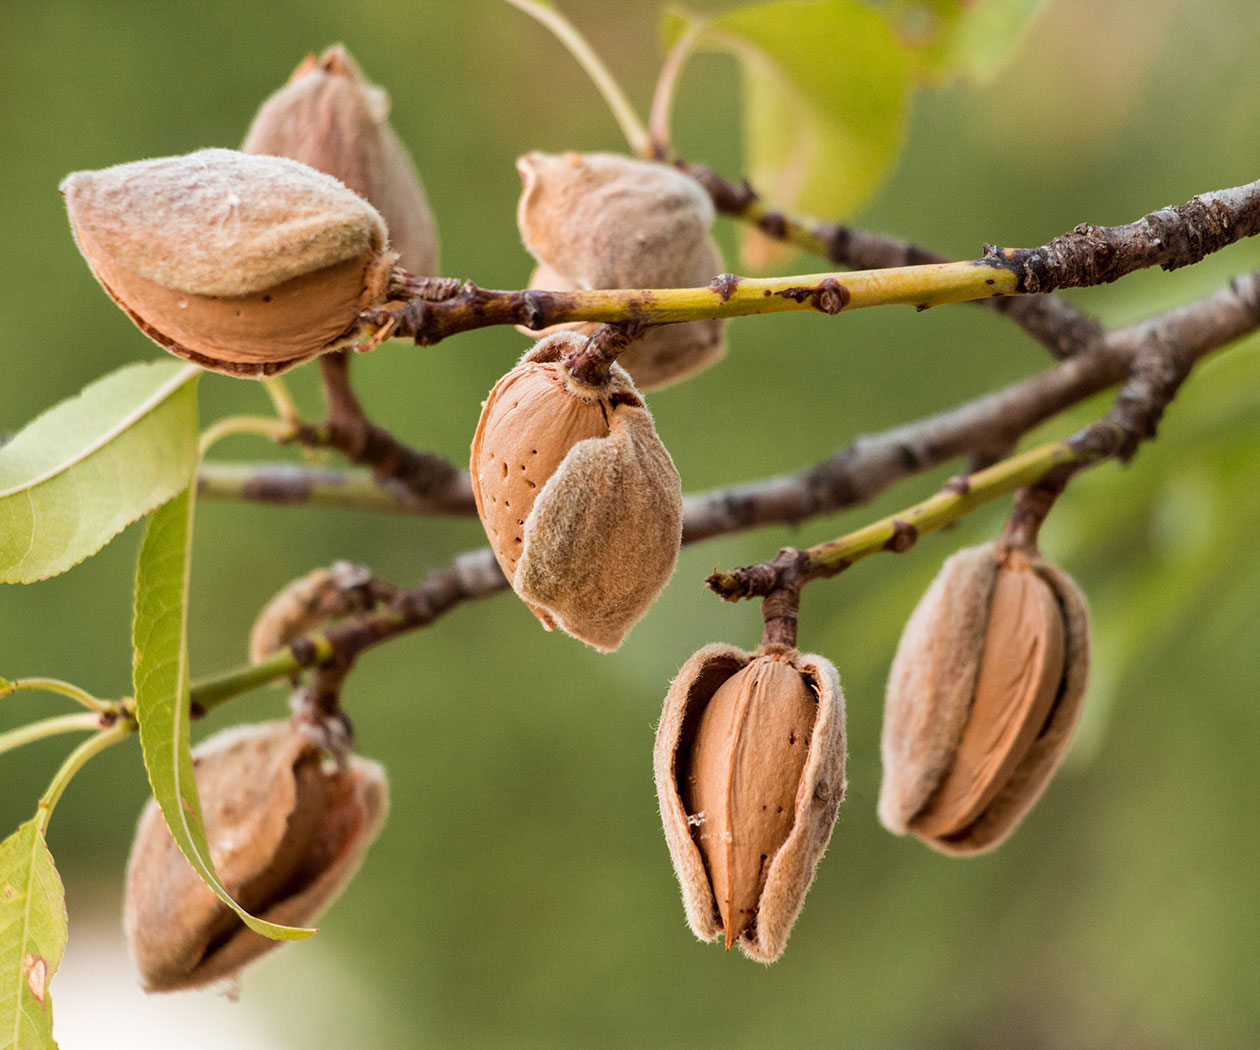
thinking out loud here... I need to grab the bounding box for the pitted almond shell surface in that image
[124,721,388,991]
[655,643,846,962]
[878,541,1091,855]
[243,45,438,275]
[471,331,682,651]
[515,151,727,390]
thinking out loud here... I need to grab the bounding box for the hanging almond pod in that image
[242,44,439,275]
[654,643,846,962]
[248,561,378,664]
[878,541,1090,855]
[124,721,388,991]
[471,330,682,651]
[61,148,396,377]
[516,151,726,390]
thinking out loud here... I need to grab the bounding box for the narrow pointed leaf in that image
[0,360,201,583]
[0,819,66,1050]
[132,487,313,944]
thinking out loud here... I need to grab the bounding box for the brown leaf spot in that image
[24,953,48,1005]
[3,884,17,900]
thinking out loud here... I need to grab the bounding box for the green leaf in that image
[132,488,313,945]
[892,0,1047,85]
[0,819,66,1050]
[666,0,913,268]
[0,360,201,584]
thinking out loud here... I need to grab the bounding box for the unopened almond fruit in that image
[61,148,396,377]
[124,720,388,991]
[879,541,1090,855]
[516,151,726,390]
[654,643,846,962]
[471,330,681,652]
[243,45,438,275]
[248,561,377,664]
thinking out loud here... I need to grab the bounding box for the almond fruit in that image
[515,151,726,390]
[248,561,377,664]
[470,330,682,652]
[242,44,438,275]
[879,542,1090,855]
[61,148,396,377]
[124,721,388,991]
[654,643,846,962]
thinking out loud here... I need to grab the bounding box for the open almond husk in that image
[654,643,846,962]
[124,721,388,991]
[471,330,682,652]
[878,541,1090,855]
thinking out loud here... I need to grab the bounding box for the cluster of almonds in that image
[61,46,1095,986]
[653,532,1090,961]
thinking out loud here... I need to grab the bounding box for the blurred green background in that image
[2,0,1259,1047]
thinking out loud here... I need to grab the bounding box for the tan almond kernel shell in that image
[654,644,847,963]
[878,543,999,834]
[515,151,726,391]
[935,557,1090,855]
[124,721,388,992]
[61,148,393,377]
[683,652,818,949]
[471,331,682,652]
[878,541,1091,855]
[242,45,438,275]
[908,553,1066,838]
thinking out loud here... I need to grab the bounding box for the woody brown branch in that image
[206,268,1260,539]
[703,268,1260,602]
[671,159,1105,360]
[292,351,475,512]
[369,176,1260,350]
[213,267,1259,693]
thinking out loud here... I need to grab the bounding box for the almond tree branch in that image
[705,269,1260,601]
[371,177,1260,350]
[204,269,1260,535]
[187,267,1260,714]
[289,350,475,513]
[670,159,1105,359]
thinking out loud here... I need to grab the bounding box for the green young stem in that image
[649,19,705,154]
[188,639,334,717]
[35,722,131,832]
[0,712,105,760]
[504,0,651,157]
[262,376,302,428]
[384,262,1020,345]
[198,415,294,457]
[0,677,115,714]
[708,423,1122,599]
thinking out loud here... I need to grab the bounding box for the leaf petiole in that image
[35,722,131,833]
[0,677,115,714]
[0,712,107,761]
